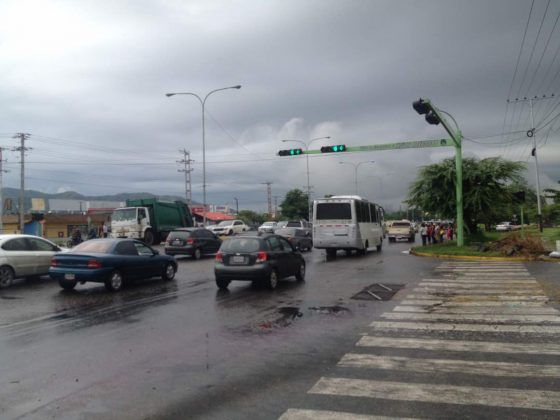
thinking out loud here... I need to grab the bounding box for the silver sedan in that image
[0,234,67,288]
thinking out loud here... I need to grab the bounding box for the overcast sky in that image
[0,0,559,213]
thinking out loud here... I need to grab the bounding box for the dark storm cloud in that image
[0,0,558,211]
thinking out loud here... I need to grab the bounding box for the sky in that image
[0,0,559,213]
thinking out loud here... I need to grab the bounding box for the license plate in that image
[173,239,182,245]
[64,273,75,280]
[231,255,246,264]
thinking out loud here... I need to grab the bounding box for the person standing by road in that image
[427,223,434,245]
[420,223,428,246]
[102,223,109,238]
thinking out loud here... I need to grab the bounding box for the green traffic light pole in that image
[413,98,464,247]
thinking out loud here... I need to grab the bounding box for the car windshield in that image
[276,221,288,228]
[286,221,301,227]
[263,222,274,226]
[275,228,297,236]
[72,241,114,253]
[217,221,232,226]
[392,222,411,227]
[168,231,192,240]
[221,238,261,253]
[112,208,137,222]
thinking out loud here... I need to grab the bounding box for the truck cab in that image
[111,207,154,243]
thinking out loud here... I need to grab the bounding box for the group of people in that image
[419,222,454,246]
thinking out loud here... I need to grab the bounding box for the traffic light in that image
[320,144,347,153]
[278,148,303,156]
[413,98,440,125]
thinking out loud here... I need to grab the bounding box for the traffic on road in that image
[1,227,560,420]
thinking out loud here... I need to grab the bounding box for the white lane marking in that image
[419,279,538,284]
[309,377,560,411]
[400,299,548,306]
[418,282,539,289]
[412,287,544,295]
[338,353,560,378]
[370,321,560,333]
[357,336,560,355]
[403,294,548,301]
[278,408,419,420]
[381,312,560,323]
[393,305,558,314]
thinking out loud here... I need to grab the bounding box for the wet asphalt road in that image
[1,239,560,419]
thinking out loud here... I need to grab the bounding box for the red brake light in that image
[187,238,194,245]
[215,251,223,263]
[51,259,58,267]
[87,259,102,269]
[256,251,268,263]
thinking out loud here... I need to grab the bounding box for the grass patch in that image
[413,226,560,258]
[412,241,502,257]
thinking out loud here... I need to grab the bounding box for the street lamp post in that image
[166,85,241,226]
[281,136,330,220]
[339,161,376,194]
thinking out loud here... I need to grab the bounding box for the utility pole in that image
[177,149,194,206]
[233,197,239,215]
[273,195,279,219]
[262,182,273,219]
[507,94,554,232]
[0,148,9,233]
[13,133,31,233]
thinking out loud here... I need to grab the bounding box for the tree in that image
[238,210,267,227]
[406,157,526,233]
[280,189,309,220]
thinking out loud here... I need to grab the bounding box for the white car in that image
[0,234,68,288]
[258,221,277,233]
[496,222,513,232]
[208,220,249,236]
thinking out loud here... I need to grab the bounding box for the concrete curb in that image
[410,249,554,262]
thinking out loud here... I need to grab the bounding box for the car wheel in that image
[193,248,202,260]
[295,262,306,281]
[266,270,279,290]
[162,263,176,281]
[216,278,231,290]
[59,279,77,290]
[105,270,124,292]
[0,266,15,288]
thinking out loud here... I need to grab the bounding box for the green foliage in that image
[280,189,309,220]
[407,157,526,233]
[237,210,267,226]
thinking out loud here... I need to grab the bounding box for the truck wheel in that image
[143,230,154,246]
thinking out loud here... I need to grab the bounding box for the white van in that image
[312,195,384,257]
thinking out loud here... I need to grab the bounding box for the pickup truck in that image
[387,220,415,243]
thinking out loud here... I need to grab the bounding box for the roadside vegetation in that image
[412,227,560,259]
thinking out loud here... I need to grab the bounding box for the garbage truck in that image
[111,198,193,245]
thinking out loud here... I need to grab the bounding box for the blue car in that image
[49,238,177,292]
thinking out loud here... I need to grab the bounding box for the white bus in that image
[312,195,384,258]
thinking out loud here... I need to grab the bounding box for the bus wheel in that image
[376,239,382,252]
[326,249,337,259]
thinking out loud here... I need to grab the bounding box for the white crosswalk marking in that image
[279,261,560,419]
[308,378,560,411]
[356,335,560,354]
[278,408,419,420]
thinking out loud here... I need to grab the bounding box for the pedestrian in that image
[420,222,428,246]
[102,223,109,238]
[426,223,433,244]
[433,224,440,244]
[447,225,453,241]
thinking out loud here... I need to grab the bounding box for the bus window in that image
[315,203,352,220]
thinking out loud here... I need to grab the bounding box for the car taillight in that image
[256,251,268,263]
[215,252,223,263]
[187,238,194,245]
[87,259,103,269]
[50,259,59,267]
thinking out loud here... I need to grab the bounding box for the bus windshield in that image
[315,203,352,220]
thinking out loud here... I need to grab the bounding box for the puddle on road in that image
[308,306,350,315]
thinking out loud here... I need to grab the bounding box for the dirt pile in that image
[487,233,550,257]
